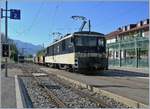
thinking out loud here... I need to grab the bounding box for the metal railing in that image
[107,36,149,68]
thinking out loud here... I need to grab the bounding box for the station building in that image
[106,19,149,68]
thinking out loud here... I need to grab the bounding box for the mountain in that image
[0,33,43,55]
[13,40,43,56]
[1,33,43,56]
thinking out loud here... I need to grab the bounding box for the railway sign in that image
[10,9,21,20]
[2,43,9,57]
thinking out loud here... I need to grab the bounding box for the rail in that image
[33,76,66,108]
[49,75,110,108]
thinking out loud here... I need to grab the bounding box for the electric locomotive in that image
[45,31,108,73]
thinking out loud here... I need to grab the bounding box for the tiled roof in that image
[119,24,149,35]
[106,24,149,39]
[105,30,120,39]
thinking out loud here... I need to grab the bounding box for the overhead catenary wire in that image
[48,1,61,42]
[49,2,61,32]
[12,1,45,36]
[6,2,142,43]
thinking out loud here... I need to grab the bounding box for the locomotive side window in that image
[75,36,82,46]
[54,45,57,55]
[62,40,66,51]
[67,38,73,48]
[57,45,59,53]
[98,38,104,46]
[46,47,49,55]
[47,46,51,56]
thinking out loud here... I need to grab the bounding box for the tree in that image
[36,49,46,57]
[10,43,18,62]
[27,54,33,58]
[1,33,18,62]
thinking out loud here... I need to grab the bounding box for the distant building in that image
[106,19,149,68]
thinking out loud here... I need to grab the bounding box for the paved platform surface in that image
[109,66,149,74]
[41,67,149,105]
[1,67,23,108]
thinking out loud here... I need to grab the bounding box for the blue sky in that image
[0,0,149,47]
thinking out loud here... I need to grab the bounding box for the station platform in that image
[41,67,149,106]
[0,67,23,108]
[109,66,149,74]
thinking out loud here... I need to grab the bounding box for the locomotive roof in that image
[47,31,104,47]
[74,31,104,36]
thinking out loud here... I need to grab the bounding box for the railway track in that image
[33,76,66,108]
[20,75,102,108]
[17,63,129,108]
[44,74,109,107]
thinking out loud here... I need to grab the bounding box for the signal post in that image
[1,0,21,77]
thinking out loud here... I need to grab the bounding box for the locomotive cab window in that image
[68,38,73,48]
[98,38,104,46]
[75,36,97,46]
[75,36,82,46]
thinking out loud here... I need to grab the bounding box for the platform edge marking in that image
[15,75,26,108]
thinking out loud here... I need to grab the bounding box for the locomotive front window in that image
[75,36,97,46]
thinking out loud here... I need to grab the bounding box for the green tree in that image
[27,54,33,58]
[37,49,46,57]
[10,43,18,62]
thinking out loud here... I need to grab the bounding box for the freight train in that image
[34,31,108,73]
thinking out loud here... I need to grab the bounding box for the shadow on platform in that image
[95,69,149,77]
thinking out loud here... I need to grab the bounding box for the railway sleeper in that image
[33,76,66,108]
[48,75,110,108]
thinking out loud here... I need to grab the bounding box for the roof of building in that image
[119,24,149,35]
[105,30,120,39]
[105,19,149,39]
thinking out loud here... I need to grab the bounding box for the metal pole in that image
[119,41,121,67]
[5,0,8,77]
[88,20,91,32]
[120,49,122,67]
[136,48,139,68]
[135,37,138,68]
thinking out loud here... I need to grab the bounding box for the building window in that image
[116,37,118,42]
[116,51,119,58]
